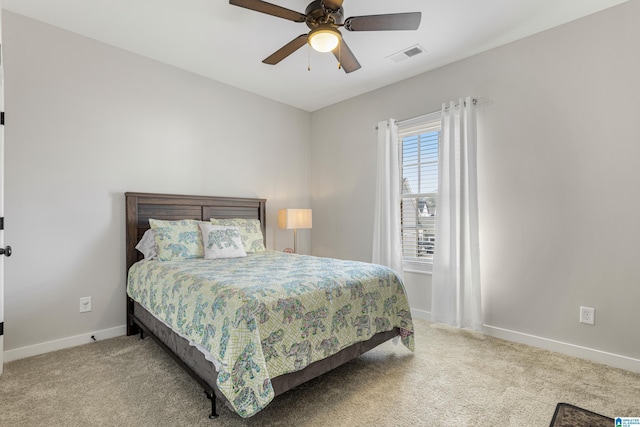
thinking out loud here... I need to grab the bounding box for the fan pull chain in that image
[308,45,311,71]
[338,41,342,70]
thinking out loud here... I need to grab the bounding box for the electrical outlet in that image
[579,306,595,325]
[79,296,92,313]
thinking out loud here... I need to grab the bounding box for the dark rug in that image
[550,403,614,427]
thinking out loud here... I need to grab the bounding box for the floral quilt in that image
[127,251,414,417]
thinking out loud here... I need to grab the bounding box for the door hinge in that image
[0,217,3,230]
[1,112,4,126]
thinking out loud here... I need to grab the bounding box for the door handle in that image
[0,246,11,257]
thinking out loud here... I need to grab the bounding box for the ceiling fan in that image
[228,0,422,73]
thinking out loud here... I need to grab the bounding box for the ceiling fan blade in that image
[229,0,306,23]
[263,34,308,65]
[344,12,421,31]
[321,0,344,12]
[332,39,361,73]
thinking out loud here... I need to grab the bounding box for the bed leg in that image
[205,391,219,419]
[139,330,144,340]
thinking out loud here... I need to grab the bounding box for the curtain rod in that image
[375,97,479,130]
[375,98,478,130]
[397,98,478,126]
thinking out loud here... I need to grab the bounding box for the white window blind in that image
[399,113,440,263]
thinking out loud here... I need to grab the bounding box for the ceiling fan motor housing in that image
[305,0,343,29]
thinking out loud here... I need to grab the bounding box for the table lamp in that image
[278,209,312,254]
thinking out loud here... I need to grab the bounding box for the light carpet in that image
[1,319,639,426]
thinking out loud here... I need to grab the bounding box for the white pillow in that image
[135,229,158,260]
[199,223,247,260]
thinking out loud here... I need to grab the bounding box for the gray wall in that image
[310,1,640,360]
[4,1,639,366]
[3,12,311,351]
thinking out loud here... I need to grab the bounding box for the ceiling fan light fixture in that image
[308,27,341,53]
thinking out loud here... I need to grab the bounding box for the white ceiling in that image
[3,0,629,111]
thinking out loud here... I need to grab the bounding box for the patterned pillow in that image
[209,218,266,252]
[149,219,204,261]
[199,223,247,259]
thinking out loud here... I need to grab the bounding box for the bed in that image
[125,192,414,419]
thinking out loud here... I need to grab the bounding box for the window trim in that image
[403,259,433,275]
[398,111,440,272]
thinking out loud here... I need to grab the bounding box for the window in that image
[399,112,441,267]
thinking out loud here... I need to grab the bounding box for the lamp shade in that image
[278,209,312,230]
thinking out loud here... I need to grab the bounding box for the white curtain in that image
[372,119,404,277]
[431,97,483,330]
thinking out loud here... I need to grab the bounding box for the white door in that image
[0,5,5,374]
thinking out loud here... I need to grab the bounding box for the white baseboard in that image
[409,309,640,373]
[3,325,126,363]
[5,318,640,374]
[483,324,640,373]
[410,308,431,321]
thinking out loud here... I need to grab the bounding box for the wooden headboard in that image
[125,192,267,272]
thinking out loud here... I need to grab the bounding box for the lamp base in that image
[293,228,298,254]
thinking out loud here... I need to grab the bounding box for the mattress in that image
[127,251,414,417]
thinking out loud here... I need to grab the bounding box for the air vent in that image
[386,44,426,63]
